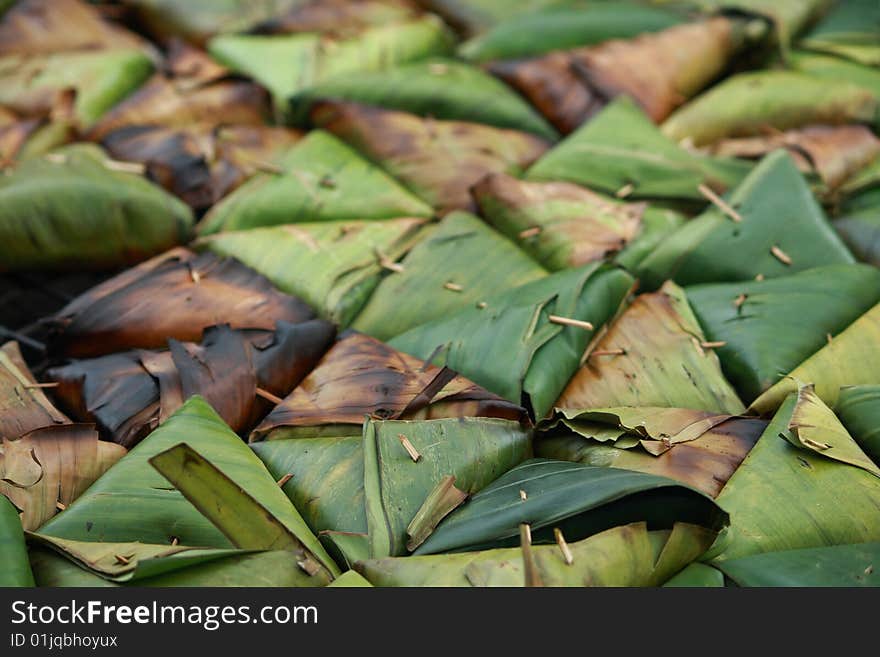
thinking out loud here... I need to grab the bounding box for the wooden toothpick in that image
[276,473,294,487]
[256,388,284,405]
[549,315,594,331]
[554,528,574,565]
[398,434,421,462]
[698,184,742,222]
[770,245,792,265]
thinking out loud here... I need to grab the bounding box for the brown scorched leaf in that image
[0,342,69,441]
[249,0,422,38]
[48,248,317,358]
[250,330,525,441]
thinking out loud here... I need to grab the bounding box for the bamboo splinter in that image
[698,184,742,222]
[554,528,574,565]
[549,315,594,331]
[399,434,421,462]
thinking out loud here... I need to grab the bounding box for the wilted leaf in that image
[557,282,745,414]
[199,130,432,234]
[353,211,547,340]
[414,458,727,555]
[390,264,634,420]
[250,330,524,441]
[527,97,750,202]
[250,0,422,38]
[1,341,69,440]
[48,248,316,358]
[1,424,126,531]
[0,494,34,586]
[751,302,880,414]
[311,100,549,213]
[198,218,427,326]
[836,385,880,468]
[686,264,880,401]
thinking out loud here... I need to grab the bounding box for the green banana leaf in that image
[417,0,579,36]
[197,218,427,326]
[536,417,765,498]
[208,16,453,114]
[198,130,432,234]
[662,71,879,147]
[836,385,880,467]
[662,562,725,587]
[472,173,646,272]
[751,301,880,414]
[0,49,153,128]
[800,0,880,65]
[557,282,745,414]
[352,211,547,340]
[389,264,634,420]
[0,144,194,271]
[788,51,880,99]
[1,340,69,440]
[834,189,880,267]
[527,97,750,202]
[363,416,532,557]
[708,394,880,562]
[719,542,880,587]
[686,264,880,402]
[692,0,829,45]
[0,494,34,586]
[288,58,557,140]
[149,443,335,581]
[38,396,338,578]
[458,3,684,63]
[415,458,727,555]
[637,151,854,288]
[311,100,549,213]
[358,521,716,587]
[328,570,373,587]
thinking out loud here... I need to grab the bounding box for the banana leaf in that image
[27,536,324,587]
[751,301,880,414]
[691,0,829,45]
[662,71,879,147]
[0,0,148,56]
[614,206,687,271]
[358,521,716,587]
[414,459,727,554]
[38,396,338,579]
[719,542,880,587]
[800,0,880,66]
[288,58,557,140]
[0,111,43,166]
[569,16,765,124]
[708,393,880,562]
[417,0,577,37]
[198,130,432,234]
[785,383,880,477]
[102,123,303,210]
[489,50,604,135]
[527,97,751,202]
[311,101,549,213]
[0,494,34,586]
[89,41,270,141]
[328,570,373,587]
[637,151,854,288]
[389,264,634,420]
[458,3,684,63]
[1,340,69,440]
[198,218,427,326]
[364,416,531,557]
[709,125,880,191]
[250,0,421,38]
[557,282,745,414]
[834,188,880,266]
[0,48,153,128]
[472,173,644,271]
[788,51,880,99]
[149,443,335,581]
[48,248,316,358]
[536,417,765,498]
[250,330,525,441]
[836,385,880,467]
[352,211,547,340]
[208,16,453,114]
[50,321,334,446]
[686,264,880,402]
[0,144,194,271]
[1,424,126,530]
[663,562,724,587]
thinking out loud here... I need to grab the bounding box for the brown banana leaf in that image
[709,124,880,191]
[1,341,69,441]
[751,301,880,414]
[1,424,126,530]
[536,417,766,498]
[310,100,549,213]
[0,0,149,57]
[48,247,316,358]
[472,172,644,271]
[557,282,745,415]
[50,321,335,446]
[250,330,525,441]
[0,112,45,166]
[249,0,422,38]
[88,40,269,141]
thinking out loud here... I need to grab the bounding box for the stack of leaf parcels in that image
[2,0,880,589]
